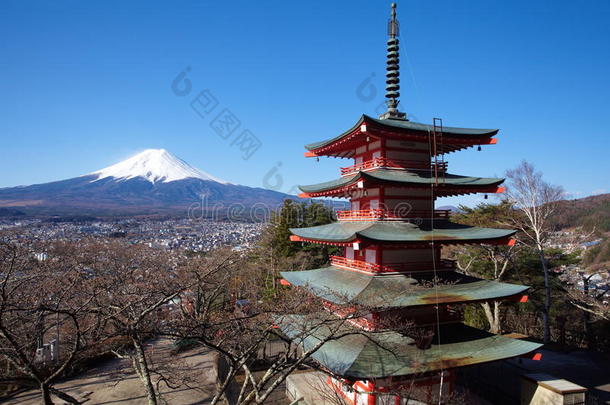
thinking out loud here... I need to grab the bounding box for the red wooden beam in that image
[289,234,360,247]
[489,237,516,246]
[521,352,542,361]
[507,294,529,303]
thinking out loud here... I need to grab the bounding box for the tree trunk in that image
[582,277,594,349]
[41,382,54,405]
[481,301,501,334]
[132,338,158,405]
[539,247,551,344]
[210,354,237,405]
[584,311,593,348]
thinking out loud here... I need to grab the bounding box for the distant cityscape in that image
[0,218,265,252]
[549,230,609,294]
[2,216,607,300]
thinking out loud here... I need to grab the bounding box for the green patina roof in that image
[305,115,499,151]
[290,220,515,243]
[281,267,528,308]
[278,315,541,378]
[298,168,503,194]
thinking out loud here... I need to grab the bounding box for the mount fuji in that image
[90,149,228,185]
[0,149,293,217]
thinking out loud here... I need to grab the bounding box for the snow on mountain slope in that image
[90,149,227,184]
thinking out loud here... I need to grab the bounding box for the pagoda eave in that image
[277,315,542,379]
[288,220,517,247]
[297,169,505,198]
[299,185,505,199]
[281,267,530,308]
[305,115,499,158]
[289,235,515,248]
[306,139,497,159]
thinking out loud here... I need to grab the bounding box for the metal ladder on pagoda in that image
[432,117,446,186]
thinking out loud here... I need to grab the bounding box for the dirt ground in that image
[4,338,218,405]
[3,338,292,405]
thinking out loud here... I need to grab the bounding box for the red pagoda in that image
[279,4,542,404]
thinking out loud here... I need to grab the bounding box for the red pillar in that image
[367,380,376,405]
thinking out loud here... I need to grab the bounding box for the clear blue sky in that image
[1,0,609,206]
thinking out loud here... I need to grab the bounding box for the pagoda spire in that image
[380,2,407,121]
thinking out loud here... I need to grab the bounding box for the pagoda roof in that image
[298,168,503,197]
[281,267,528,308]
[305,115,498,156]
[278,315,542,378]
[289,220,515,245]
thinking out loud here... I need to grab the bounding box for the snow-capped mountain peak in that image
[90,149,227,184]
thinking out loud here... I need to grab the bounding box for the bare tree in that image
[79,239,194,405]
[0,238,236,405]
[0,236,385,405]
[454,243,518,333]
[164,249,412,405]
[568,271,610,321]
[504,161,565,343]
[449,202,519,333]
[547,228,608,346]
[570,237,610,324]
[565,265,610,322]
[0,241,97,404]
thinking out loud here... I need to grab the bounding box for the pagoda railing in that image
[336,209,451,221]
[330,255,455,273]
[340,157,448,176]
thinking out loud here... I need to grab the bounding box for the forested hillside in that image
[552,193,610,232]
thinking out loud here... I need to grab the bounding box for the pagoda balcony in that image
[330,255,455,273]
[340,157,448,176]
[336,209,451,222]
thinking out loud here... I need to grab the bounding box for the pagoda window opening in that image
[365,248,377,264]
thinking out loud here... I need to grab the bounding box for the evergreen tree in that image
[259,200,338,269]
